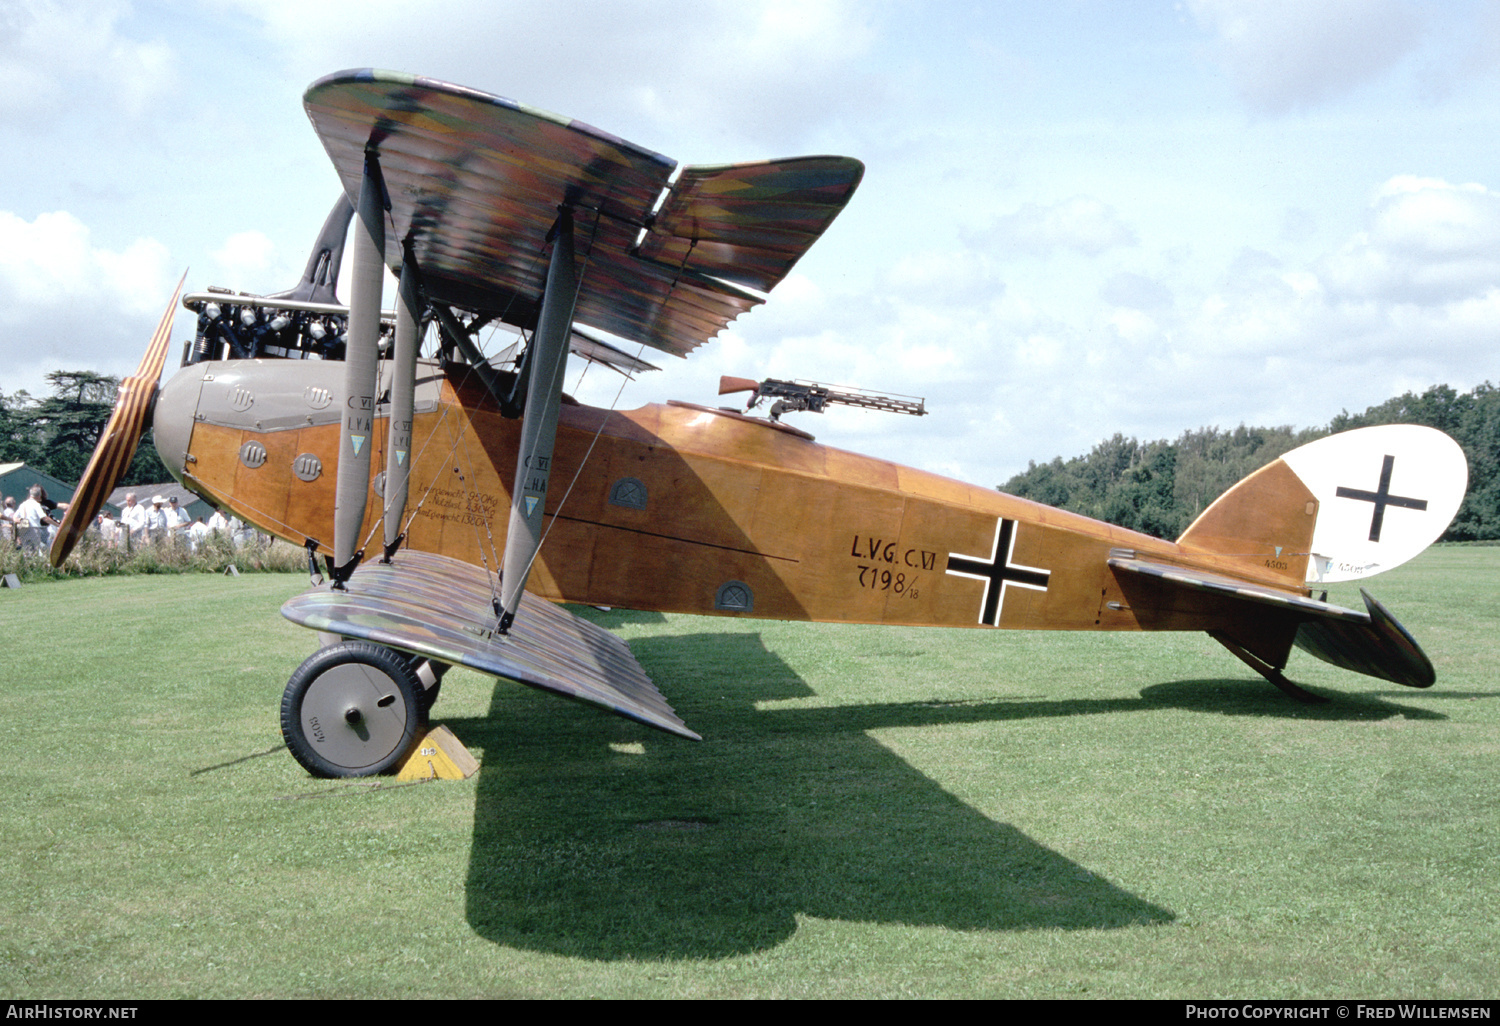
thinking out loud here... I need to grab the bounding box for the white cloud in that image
[0,209,176,394]
[865,164,1500,482]
[0,0,174,126]
[1370,175,1500,254]
[212,230,281,284]
[1014,331,1065,368]
[1101,272,1174,312]
[1092,173,1500,443]
[0,210,170,315]
[1188,0,1423,114]
[1322,176,1500,303]
[883,247,1004,305]
[216,0,886,153]
[985,197,1137,258]
[1106,308,1158,345]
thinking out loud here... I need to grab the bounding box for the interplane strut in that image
[331,149,387,587]
[497,209,582,633]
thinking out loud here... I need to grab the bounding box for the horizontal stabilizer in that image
[1292,589,1435,688]
[1109,556,1434,687]
[1108,556,1367,621]
[282,551,698,739]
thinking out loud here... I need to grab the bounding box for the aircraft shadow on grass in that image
[575,611,1446,724]
[452,627,1447,960]
[451,631,1193,961]
[1133,680,1446,721]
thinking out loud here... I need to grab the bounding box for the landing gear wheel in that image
[280,642,425,778]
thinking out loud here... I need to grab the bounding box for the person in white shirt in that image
[36,487,65,547]
[96,512,118,547]
[187,517,210,552]
[119,493,148,547]
[15,486,56,554]
[145,495,170,543]
[166,496,191,545]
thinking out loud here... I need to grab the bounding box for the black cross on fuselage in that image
[945,518,1051,626]
[1334,454,1428,542]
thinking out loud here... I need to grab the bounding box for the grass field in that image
[0,547,1495,998]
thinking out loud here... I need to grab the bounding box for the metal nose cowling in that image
[49,272,187,567]
[151,363,202,485]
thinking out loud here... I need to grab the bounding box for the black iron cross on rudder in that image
[946,518,1051,626]
[1335,454,1427,542]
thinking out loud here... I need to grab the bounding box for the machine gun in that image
[719,376,927,422]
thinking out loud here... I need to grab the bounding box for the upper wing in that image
[637,156,869,291]
[302,70,864,357]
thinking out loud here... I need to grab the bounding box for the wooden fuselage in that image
[160,358,1310,636]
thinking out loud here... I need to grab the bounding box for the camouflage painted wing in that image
[282,550,698,739]
[303,69,863,357]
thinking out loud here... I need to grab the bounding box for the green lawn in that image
[0,547,1494,998]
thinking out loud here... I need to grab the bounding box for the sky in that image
[3,0,1500,489]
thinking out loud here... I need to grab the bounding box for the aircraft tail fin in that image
[1175,457,1318,589]
[1163,424,1466,691]
[1177,424,1467,586]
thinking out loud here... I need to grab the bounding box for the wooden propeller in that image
[49,272,187,567]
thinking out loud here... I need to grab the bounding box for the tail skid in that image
[1209,630,1326,704]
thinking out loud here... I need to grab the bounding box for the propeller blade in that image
[50,271,187,567]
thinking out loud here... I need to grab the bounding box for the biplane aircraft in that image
[52,70,1469,778]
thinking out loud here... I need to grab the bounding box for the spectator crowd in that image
[2,487,254,555]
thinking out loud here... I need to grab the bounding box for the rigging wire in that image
[571,355,592,395]
[522,332,651,581]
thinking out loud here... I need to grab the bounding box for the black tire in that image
[280,642,425,778]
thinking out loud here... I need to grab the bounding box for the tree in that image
[1101,441,1182,537]
[999,381,1500,541]
[0,389,40,464]
[26,371,119,483]
[0,370,168,489]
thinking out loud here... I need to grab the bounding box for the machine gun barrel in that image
[719,376,927,421]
